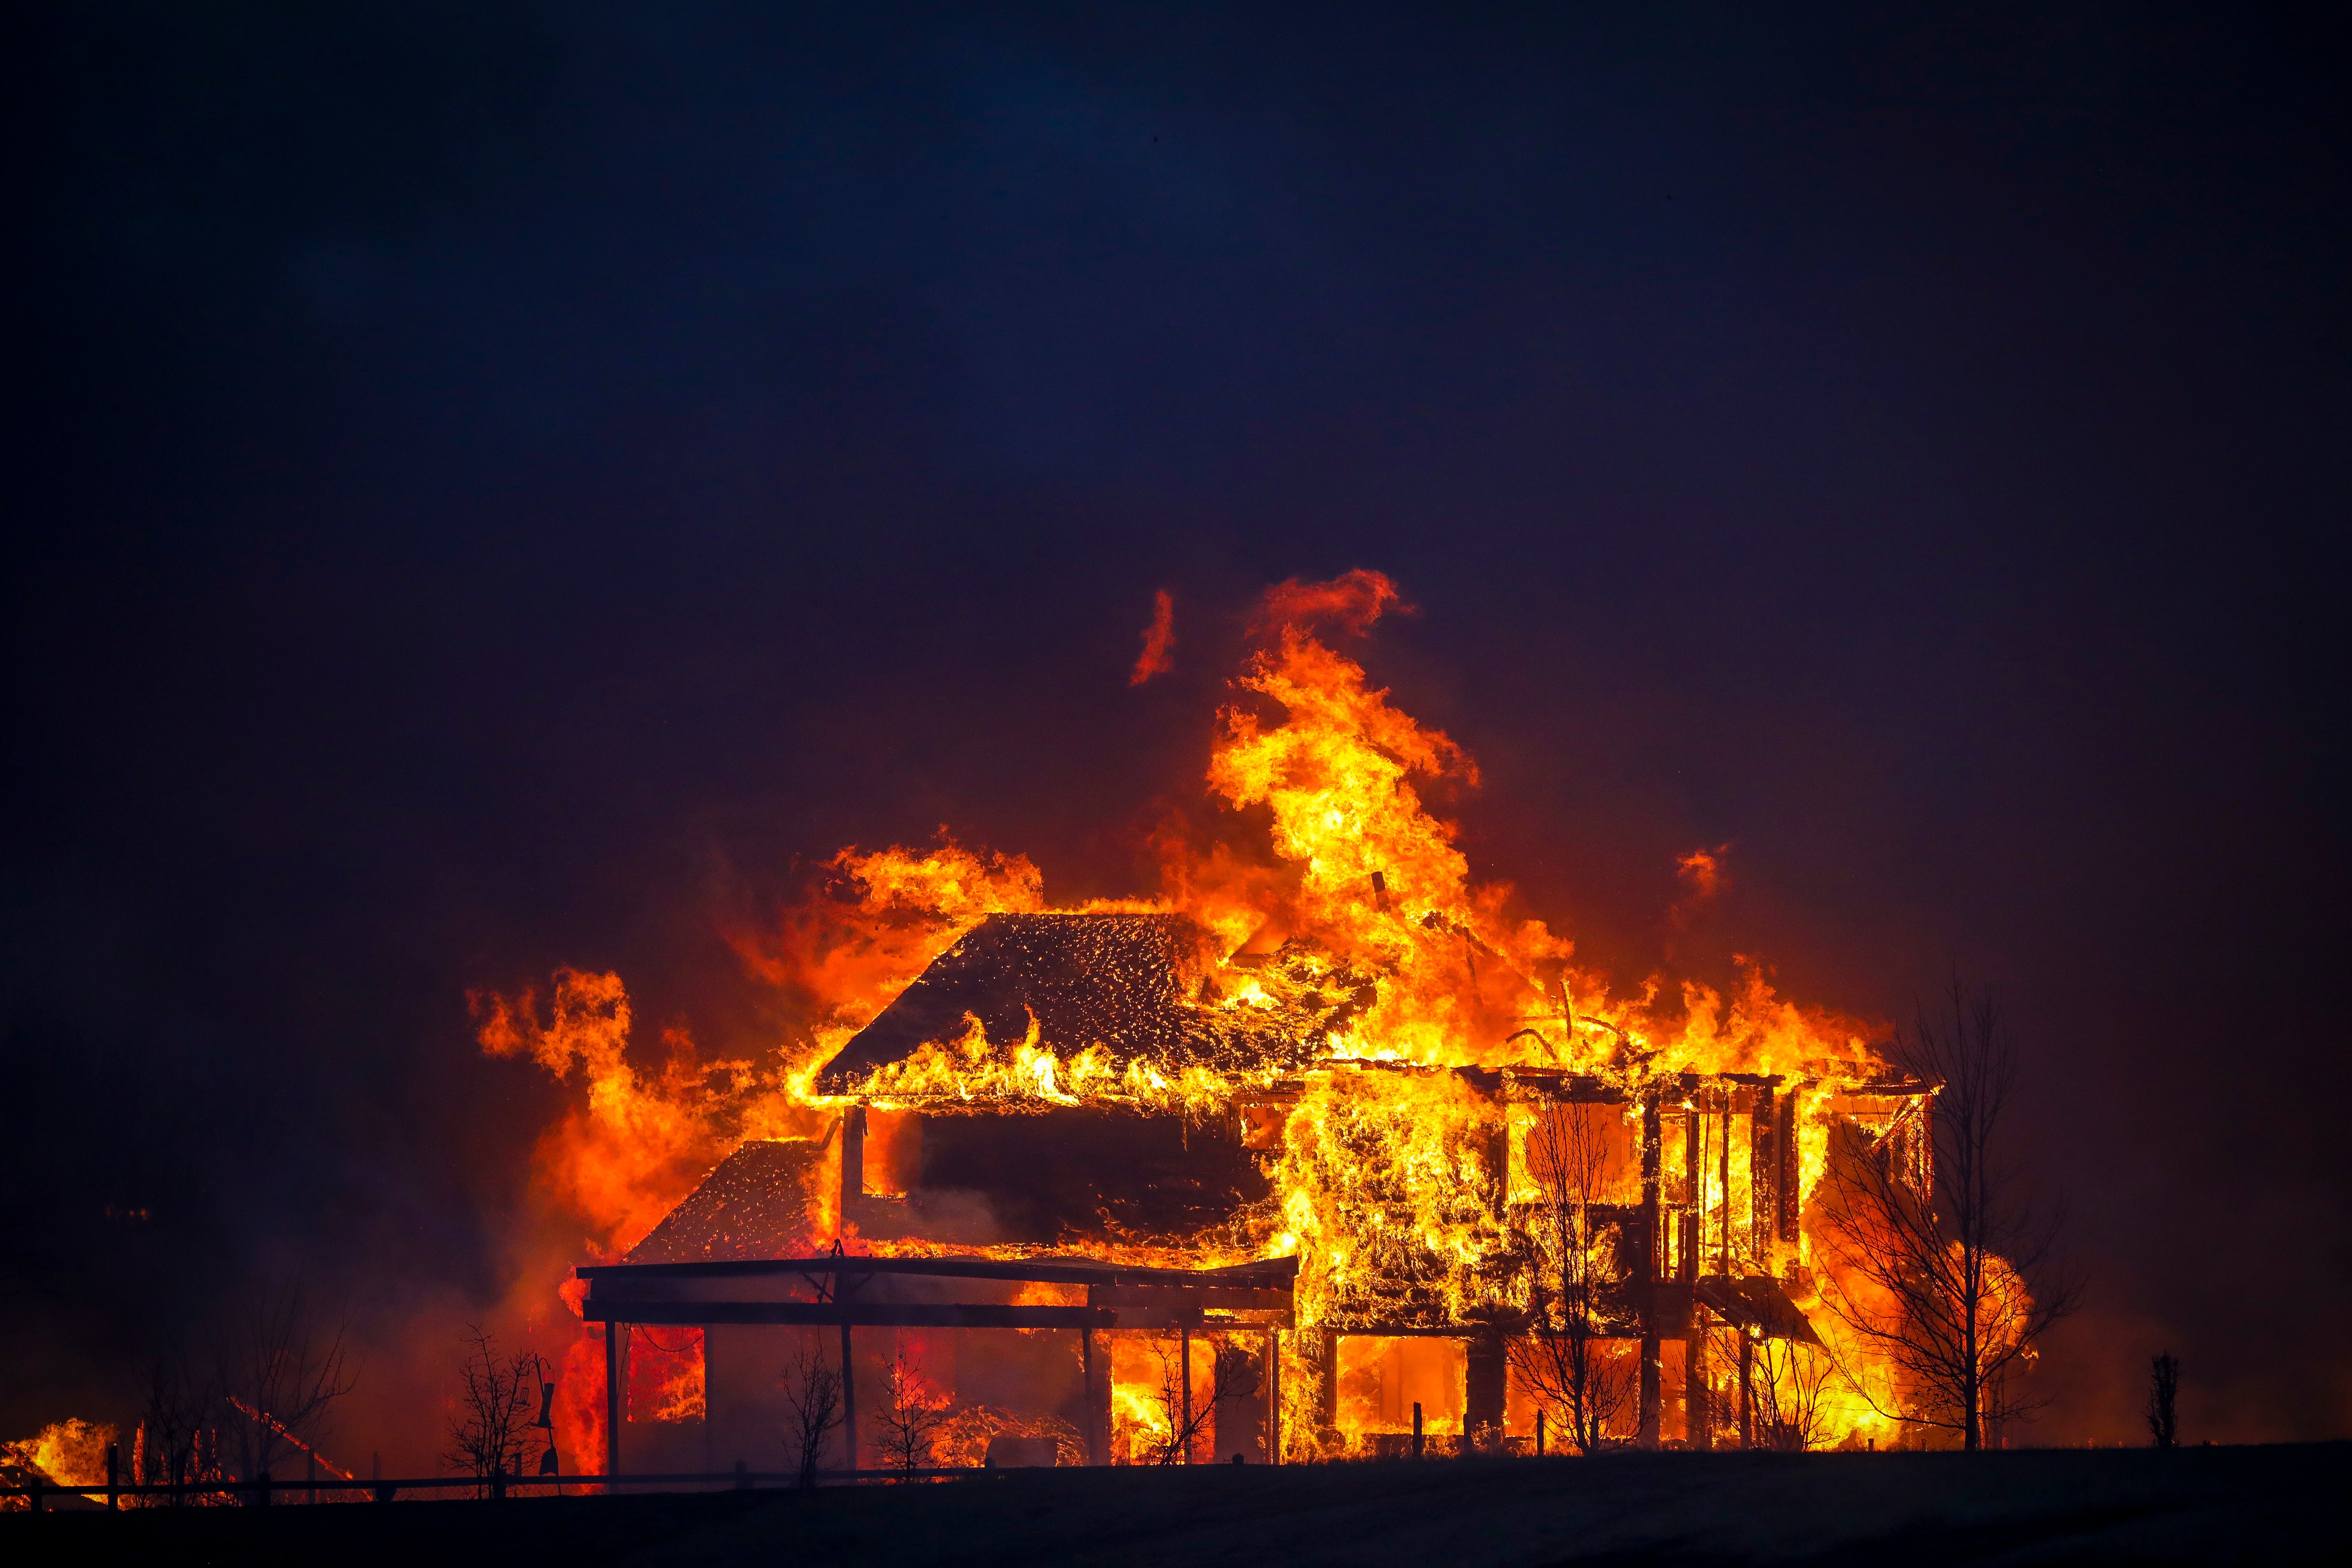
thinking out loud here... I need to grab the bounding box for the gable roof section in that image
[625,1138,826,1264]
[815,911,1307,1091]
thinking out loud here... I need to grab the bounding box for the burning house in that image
[514,573,1943,1475]
[578,910,1931,1471]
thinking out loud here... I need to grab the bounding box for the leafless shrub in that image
[780,1339,844,1486]
[445,1326,540,1490]
[212,1279,356,1490]
[1813,980,2082,1449]
[2147,1352,2180,1448]
[873,1348,951,1476]
[1144,1333,1229,1464]
[1742,1335,1838,1451]
[1506,1100,1633,1452]
[135,1345,220,1504]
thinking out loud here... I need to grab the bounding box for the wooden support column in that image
[1096,1331,1116,1464]
[1777,1090,1801,1244]
[1739,1335,1755,1450]
[603,1322,623,1486]
[1318,1329,1339,1437]
[839,1317,857,1471]
[839,1106,865,1222]
[1081,1328,1102,1466]
[1718,1096,1733,1278]
[1687,1314,1712,1451]
[1638,1094,1662,1449]
[1681,1107,1701,1281]
[1752,1084,1777,1267]
[1213,1334,1270,1464]
[1465,1332,1507,1452]
[1268,1331,1282,1465]
[1180,1324,1194,1464]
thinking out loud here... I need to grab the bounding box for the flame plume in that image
[478,570,1968,1460]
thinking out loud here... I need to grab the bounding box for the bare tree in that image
[873,1348,951,1476]
[1505,1100,1633,1453]
[2147,1352,2180,1448]
[780,1338,845,1486]
[136,1345,218,1504]
[1813,980,2081,1450]
[1144,1332,1226,1464]
[213,1279,356,1490]
[1740,1336,1837,1452]
[445,1327,539,1489]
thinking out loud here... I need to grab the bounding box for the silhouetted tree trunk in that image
[445,1327,538,1490]
[2147,1352,2179,1447]
[873,1349,950,1476]
[213,1279,355,1493]
[781,1338,844,1486]
[1814,980,2081,1450]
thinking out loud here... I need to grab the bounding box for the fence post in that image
[491,1464,506,1501]
[106,1442,120,1510]
[253,1469,271,1507]
[27,1474,41,1512]
[1412,1403,1424,1461]
[734,1460,749,1491]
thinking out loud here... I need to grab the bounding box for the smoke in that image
[1251,569,1408,641]
[1129,590,1177,686]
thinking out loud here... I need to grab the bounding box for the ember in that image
[482,570,1977,1474]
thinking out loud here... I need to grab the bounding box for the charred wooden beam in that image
[579,1301,1117,1329]
[840,1106,864,1213]
[1317,1329,1339,1434]
[1777,1090,1800,1244]
[1112,1307,1292,1331]
[1464,1334,1506,1449]
[1086,1335,1115,1467]
[1268,1331,1282,1465]
[1680,1108,1701,1282]
[1638,1093,1663,1449]
[578,1254,1299,1290]
[1717,1098,1732,1279]
[603,1322,622,1483]
[1739,1335,1755,1449]
[1087,1285,1293,1314]
[1687,1312,1712,1451]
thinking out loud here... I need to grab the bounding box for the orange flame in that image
[480,570,1971,1456]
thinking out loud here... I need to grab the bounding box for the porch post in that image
[1638,1094,1662,1448]
[604,1322,623,1486]
[840,1317,857,1472]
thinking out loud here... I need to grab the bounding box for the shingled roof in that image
[625,1139,827,1264]
[814,912,1312,1091]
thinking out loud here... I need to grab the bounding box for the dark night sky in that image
[6,3,2345,1456]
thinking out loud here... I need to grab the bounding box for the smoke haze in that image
[6,2,2345,1466]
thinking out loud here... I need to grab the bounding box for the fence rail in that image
[2,1466,986,1510]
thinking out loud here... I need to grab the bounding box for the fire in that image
[479,568,2005,1460]
[1,1419,115,1506]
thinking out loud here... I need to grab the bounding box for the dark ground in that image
[7,1446,2339,1566]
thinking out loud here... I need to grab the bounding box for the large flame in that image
[479,569,1978,1460]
